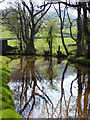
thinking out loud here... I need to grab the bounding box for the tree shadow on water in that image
[10,56,90,119]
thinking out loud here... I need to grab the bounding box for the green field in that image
[0,26,19,47]
[0,26,16,38]
[34,37,76,55]
[1,26,77,55]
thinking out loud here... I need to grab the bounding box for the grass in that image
[1,25,77,55]
[7,36,76,55]
[2,108,20,118]
[2,56,11,63]
[0,56,20,119]
[34,37,76,55]
[0,26,16,39]
[63,26,77,35]
[0,26,19,48]
[8,40,19,47]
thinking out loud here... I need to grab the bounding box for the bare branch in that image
[34,2,48,17]
[35,4,51,26]
[62,6,66,26]
[18,5,27,44]
[67,9,77,43]
[41,1,78,8]
[53,4,59,17]
[22,1,32,16]
[0,0,5,3]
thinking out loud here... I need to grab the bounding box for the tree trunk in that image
[86,3,90,59]
[26,29,36,55]
[60,27,69,56]
[20,32,22,53]
[50,39,52,55]
[82,2,90,59]
[59,3,69,56]
[50,26,52,55]
[77,2,82,57]
[87,40,90,59]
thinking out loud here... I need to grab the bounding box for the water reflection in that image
[8,56,90,119]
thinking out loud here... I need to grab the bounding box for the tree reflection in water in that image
[8,56,90,119]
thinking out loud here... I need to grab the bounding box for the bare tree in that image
[21,0,51,54]
[2,0,51,54]
[54,3,69,56]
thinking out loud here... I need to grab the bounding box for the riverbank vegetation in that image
[68,55,90,66]
[0,56,20,118]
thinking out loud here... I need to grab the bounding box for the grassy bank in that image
[68,55,90,66]
[0,56,20,119]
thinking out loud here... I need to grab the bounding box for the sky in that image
[0,0,42,9]
[0,0,77,17]
[0,0,13,9]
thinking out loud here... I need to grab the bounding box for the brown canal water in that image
[8,56,90,119]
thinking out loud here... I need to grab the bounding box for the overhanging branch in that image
[35,4,51,26]
[34,2,49,17]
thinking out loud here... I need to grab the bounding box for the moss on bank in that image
[68,55,90,66]
[0,56,20,119]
